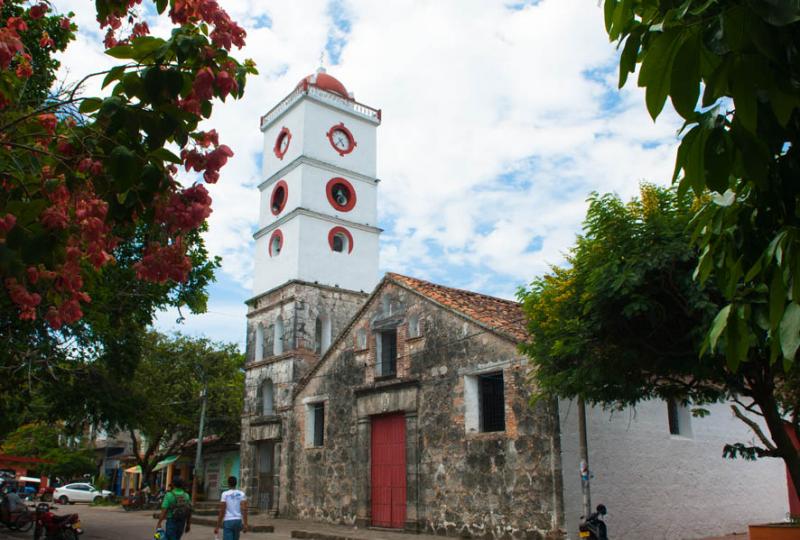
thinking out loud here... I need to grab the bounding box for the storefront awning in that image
[124,465,141,474]
[152,455,178,472]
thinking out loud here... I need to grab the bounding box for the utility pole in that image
[191,382,208,503]
[578,397,591,518]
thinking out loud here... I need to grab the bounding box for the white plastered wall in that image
[295,214,379,293]
[559,399,788,539]
[252,217,300,296]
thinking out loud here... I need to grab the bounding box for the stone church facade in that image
[240,69,787,539]
[287,273,564,538]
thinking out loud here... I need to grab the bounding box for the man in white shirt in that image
[214,476,248,540]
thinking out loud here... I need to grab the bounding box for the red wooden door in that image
[371,413,406,528]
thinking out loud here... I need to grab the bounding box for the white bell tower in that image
[252,68,382,295]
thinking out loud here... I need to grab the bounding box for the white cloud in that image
[52,0,683,341]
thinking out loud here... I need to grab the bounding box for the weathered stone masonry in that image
[241,280,367,514]
[290,276,565,539]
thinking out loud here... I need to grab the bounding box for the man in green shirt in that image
[156,478,192,540]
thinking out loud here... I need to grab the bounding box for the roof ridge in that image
[386,272,520,306]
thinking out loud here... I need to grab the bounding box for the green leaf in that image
[749,0,800,26]
[779,302,800,362]
[669,30,701,118]
[150,148,182,164]
[770,270,786,329]
[102,65,127,89]
[156,0,168,13]
[685,125,709,194]
[129,36,167,62]
[708,304,731,351]
[730,57,760,133]
[725,309,749,372]
[108,146,139,190]
[106,45,134,59]
[704,128,732,193]
[604,0,619,34]
[78,98,103,114]
[618,28,642,88]
[638,30,686,120]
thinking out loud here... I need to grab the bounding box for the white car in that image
[53,483,112,504]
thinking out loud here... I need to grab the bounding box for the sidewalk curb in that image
[151,513,274,533]
[291,530,360,540]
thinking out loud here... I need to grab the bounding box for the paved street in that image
[0,504,750,540]
[0,505,169,540]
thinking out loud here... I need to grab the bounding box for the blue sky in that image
[55,0,682,349]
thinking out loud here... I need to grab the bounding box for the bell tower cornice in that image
[258,155,381,192]
[260,79,381,133]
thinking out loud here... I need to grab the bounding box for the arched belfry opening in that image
[314,310,332,355]
[274,315,285,355]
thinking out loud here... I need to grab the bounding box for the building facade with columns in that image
[240,70,787,539]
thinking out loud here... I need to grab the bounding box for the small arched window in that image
[314,312,332,354]
[260,379,274,416]
[274,316,284,355]
[357,328,367,349]
[327,226,353,254]
[254,323,265,362]
[408,314,420,338]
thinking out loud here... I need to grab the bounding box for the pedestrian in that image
[155,477,192,540]
[213,476,248,540]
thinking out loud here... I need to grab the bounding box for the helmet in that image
[154,528,165,540]
[596,504,607,515]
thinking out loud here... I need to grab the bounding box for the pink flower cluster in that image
[180,130,234,184]
[134,239,193,283]
[156,184,213,234]
[170,0,246,50]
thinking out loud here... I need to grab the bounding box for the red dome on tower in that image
[297,68,349,98]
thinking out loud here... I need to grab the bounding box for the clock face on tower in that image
[273,127,291,159]
[326,123,356,156]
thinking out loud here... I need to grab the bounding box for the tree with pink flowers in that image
[0,0,256,426]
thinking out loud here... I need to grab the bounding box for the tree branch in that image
[731,404,777,452]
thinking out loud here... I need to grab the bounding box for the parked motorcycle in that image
[579,504,608,540]
[0,491,34,532]
[33,502,82,540]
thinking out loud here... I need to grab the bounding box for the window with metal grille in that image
[479,372,505,432]
[378,329,397,377]
[312,402,325,446]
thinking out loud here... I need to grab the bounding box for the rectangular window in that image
[312,402,325,447]
[667,398,680,435]
[377,329,397,377]
[666,398,693,437]
[479,372,505,432]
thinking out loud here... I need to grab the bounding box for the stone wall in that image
[290,282,563,539]
[240,280,367,515]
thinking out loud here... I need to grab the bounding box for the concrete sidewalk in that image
[189,512,750,540]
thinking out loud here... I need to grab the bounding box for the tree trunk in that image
[753,383,800,502]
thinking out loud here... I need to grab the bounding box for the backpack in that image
[171,491,191,521]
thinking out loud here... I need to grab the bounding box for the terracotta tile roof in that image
[387,273,528,342]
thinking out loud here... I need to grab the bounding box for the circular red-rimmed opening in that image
[270,180,288,216]
[325,177,357,212]
[328,226,353,254]
[273,127,291,160]
[326,122,356,156]
[268,229,283,257]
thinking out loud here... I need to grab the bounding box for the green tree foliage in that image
[1,423,95,479]
[602,0,800,498]
[519,185,800,498]
[58,331,246,480]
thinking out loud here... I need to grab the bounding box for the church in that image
[239,69,787,539]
